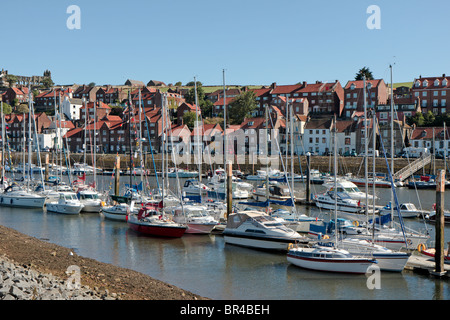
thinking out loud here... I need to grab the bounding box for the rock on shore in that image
[0,224,207,300]
[0,255,119,300]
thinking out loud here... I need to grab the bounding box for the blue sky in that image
[2,0,449,87]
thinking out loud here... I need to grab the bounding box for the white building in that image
[302,118,333,155]
[61,96,83,121]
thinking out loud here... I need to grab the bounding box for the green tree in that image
[174,81,182,87]
[423,110,435,125]
[1,102,12,114]
[228,91,257,125]
[41,77,54,88]
[16,103,29,114]
[355,67,374,80]
[182,111,197,129]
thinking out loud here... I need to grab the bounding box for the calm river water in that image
[0,173,449,300]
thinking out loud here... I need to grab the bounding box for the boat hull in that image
[128,220,186,237]
[287,249,376,274]
[185,223,217,234]
[0,195,46,208]
[223,232,300,251]
[46,203,83,215]
[287,254,375,274]
[314,200,362,213]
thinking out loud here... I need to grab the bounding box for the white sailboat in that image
[171,204,218,234]
[287,114,378,274]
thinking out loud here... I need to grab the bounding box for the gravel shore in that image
[0,224,207,300]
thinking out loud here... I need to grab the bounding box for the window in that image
[434,91,439,96]
[434,80,440,86]
[423,91,427,97]
[442,99,447,106]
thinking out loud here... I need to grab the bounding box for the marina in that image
[0,171,449,300]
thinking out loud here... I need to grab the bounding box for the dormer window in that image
[421,130,427,137]
[367,83,372,89]
[434,79,440,86]
[423,80,428,87]
[415,80,421,88]
[443,79,448,87]
[350,84,355,90]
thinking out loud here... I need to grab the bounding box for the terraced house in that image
[411,74,450,115]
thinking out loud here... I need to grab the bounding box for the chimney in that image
[271,82,277,89]
[302,81,307,87]
[443,74,446,78]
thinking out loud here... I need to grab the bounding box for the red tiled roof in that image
[410,127,449,140]
[413,76,450,90]
[271,84,302,95]
[344,79,383,90]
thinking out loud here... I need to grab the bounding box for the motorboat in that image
[171,204,218,234]
[0,184,46,208]
[379,202,426,219]
[127,205,187,237]
[270,208,323,233]
[287,243,377,274]
[312,191,363,213]
[251,181,292,202]
[207,182,250,200]
[77,189,104,213]
[102,202,140,221]
[223,210,308,251]
[182,179,210,195]
[167,168,198,178]
[322,178,376,201]
[349,177,392,188]
[245,168,281,181]
[46,192,84,215]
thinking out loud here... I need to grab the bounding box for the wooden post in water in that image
[434,169,446,276]
[226,161,232,219]
[115,155,120,197]
[306,152,311,203]
[44,154,49,182]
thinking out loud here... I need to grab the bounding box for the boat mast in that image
[161,93,165,207]
[333,114,338,247]
[363,76,369,230]
[27,88,32,190]
[290,102,294,202]
[265,100,269,213]
[223,69,228,207]
[372,108,377,243]
[83,98,87,173]
[194,77,201,184]
[139,89,144,194]
[128,92,132,190]
[389,65,394,225]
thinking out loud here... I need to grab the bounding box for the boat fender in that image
[322,235,329,239]
[417,243,426,252]
[288,243,294,250]
[352,220,359,227]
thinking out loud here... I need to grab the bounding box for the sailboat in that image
[171,203,218,234]
[288,114,377,274]
[0,90,46,208]
[127,93,187,237]
[127,203,187,238]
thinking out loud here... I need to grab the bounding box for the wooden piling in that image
[44,154,49,182]
[434,169,446,275]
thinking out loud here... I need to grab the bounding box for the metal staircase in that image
[393,154,432,182]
